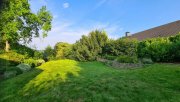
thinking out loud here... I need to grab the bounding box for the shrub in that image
[11,43,35,58]
[34,51,43,59]
[116,55,138,63]
[43,45,55,61]
[36,59,45,66]
[54,42,72,59]
[169,34,180,62]
[137,38,171,62]
[137,33,180,62]
[0,52,25,66]
[23,58,36,67]
[104,55,117,60]
[102,38,138,57]
[23,58,45,67]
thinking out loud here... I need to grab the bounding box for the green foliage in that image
[71,30,108,61]
[0,0,5,10]
[103,55,117,60]
[0,51,26,74]
[0,62,180,102]
[23,59,36,68]
[11,43,35,57]
[138,37,172,62]
[43,45,55,61]
[169,33,180,61]
[0,0,52,51]
[103,38,138,56]
[0,52,25,66]
[137,33,180,62]
[116,55,138,63]
[54,42,72,59]
[37,6,52,38]
[23,58,45,67]
[169,33,180,42]
[33,51,43,59]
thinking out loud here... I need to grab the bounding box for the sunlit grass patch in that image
[0,62,180,102]
[21,59,81,95]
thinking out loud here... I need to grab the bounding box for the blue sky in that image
[29,0,180,50]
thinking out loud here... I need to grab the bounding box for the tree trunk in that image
[5,40,10,52]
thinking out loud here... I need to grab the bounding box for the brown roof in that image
[128,20,180,40]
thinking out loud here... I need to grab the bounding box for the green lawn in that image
[0,60,180,102]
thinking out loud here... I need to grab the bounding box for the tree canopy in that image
[71,30,108,61]
[0,0,52,52]
[54,42,72,59]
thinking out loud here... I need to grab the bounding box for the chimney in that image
[125,32,130,37]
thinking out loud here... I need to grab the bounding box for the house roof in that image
[128,20,180,40]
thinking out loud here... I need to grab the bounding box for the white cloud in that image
[29,20,123,50]
[63,3,69,8]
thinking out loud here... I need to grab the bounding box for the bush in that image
[23,58,45,67]
[34,51,43,59]
[23,58,36,67]
[103,55,117,60]
[0,52,25,66]
[137,38,169,62]
[137,33,180,62]
[36,59,45,66]
[116,55,138,63]
[102,38,138,57]
[11,43,35,58]
[43,45,55,61]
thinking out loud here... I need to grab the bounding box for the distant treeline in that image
[1,30,180,63]
[44,30,180,63]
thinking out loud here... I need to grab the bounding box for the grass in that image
[0,60,180,102]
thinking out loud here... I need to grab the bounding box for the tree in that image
[43,45,55,61]
[54,42,72,59]
[71,30,108,61]
[0,0,52,52]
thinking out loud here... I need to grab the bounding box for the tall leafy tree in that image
[44,45,55,61]
[71,30,108,61]
[54,42,72,59]
[0,0,52,52]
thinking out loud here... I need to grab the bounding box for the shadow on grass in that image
[0,58,22,80]
[1,61,180,102]
[0,68,43,101]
